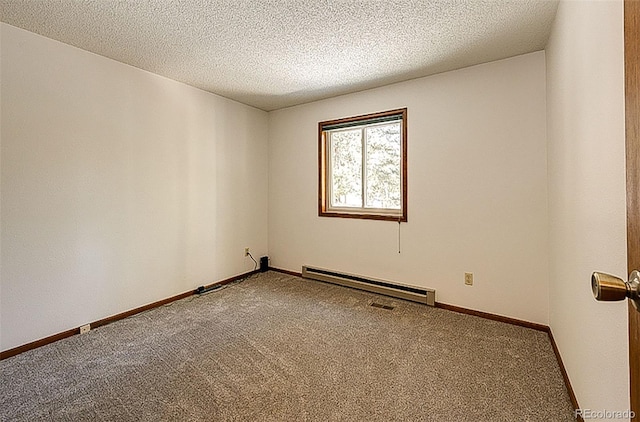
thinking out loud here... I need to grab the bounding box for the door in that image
[597,0,640,415]
[625,0,639,415]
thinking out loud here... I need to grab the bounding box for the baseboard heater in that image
[301,266,435,306]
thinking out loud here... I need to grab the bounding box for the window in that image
[319,108,407,221]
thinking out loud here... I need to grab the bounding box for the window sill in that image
[319,209,407,222]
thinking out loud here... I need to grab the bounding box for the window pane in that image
[330,129,362,208]
[319,108,407,221]
[365,123,401,209]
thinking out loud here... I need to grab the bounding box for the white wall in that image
[546,0,629,415]
[0,21,3,347]
[269,52,549,324]
[0,24,269,351]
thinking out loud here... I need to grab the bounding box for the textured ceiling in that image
[1,0,559,111]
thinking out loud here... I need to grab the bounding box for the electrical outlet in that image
[244,247,250,256]
[464,272,473,286]
[80,324,91,334]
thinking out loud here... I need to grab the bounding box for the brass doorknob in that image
[592,270,640,311]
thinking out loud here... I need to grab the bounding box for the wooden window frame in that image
[318,108,407,222]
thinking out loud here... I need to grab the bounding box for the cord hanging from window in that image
[398,220,401,254]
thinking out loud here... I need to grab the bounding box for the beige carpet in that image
[0,271,574,421]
